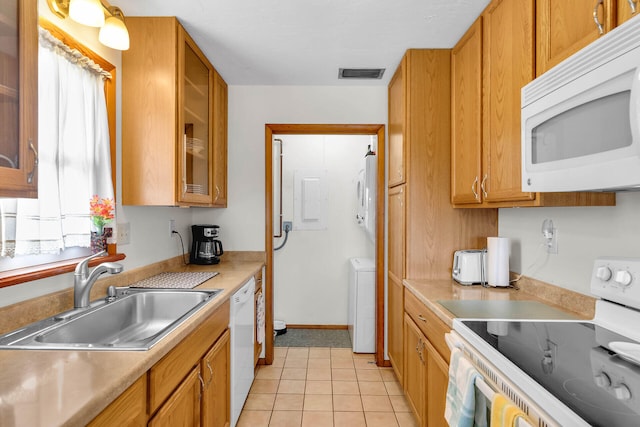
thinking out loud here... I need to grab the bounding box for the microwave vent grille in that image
[523,15,640,106]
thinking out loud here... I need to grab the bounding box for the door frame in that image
[264,124,386,366]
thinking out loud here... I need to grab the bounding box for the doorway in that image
[264,124,385,366]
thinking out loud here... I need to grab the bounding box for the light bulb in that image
[99,11,130,51]
[69,0,105,27]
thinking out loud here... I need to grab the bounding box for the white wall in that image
[272,135,374,325]
[499,192,640,296]
[192,85,388,249]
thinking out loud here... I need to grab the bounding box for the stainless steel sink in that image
[0,288,223,351]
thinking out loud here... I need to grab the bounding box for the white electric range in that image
[449,257,640,427]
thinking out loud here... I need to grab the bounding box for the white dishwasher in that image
[230,277,255,427]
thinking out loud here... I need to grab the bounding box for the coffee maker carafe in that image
[190,225,223,265]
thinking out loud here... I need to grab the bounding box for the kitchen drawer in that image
[404,289,450,361]
[149,299,230,414]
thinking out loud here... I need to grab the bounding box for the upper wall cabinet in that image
[122,17,227,207]
[451,0,616,208]
[536,0,616,75]
[388,64,405,188]
[0,0,37,198]
[618,0,640,24]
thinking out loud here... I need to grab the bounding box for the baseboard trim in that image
[286,324,348,330]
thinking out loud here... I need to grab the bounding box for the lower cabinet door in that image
[149,367,202,427]
[426,339,449,427]
[202,329,231,427]
[403,314,426,426]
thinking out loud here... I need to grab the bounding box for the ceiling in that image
[109,0,490,86]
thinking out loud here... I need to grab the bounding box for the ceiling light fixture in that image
[46,0,130,51]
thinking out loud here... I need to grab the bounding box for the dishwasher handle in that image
[233,278,255,305]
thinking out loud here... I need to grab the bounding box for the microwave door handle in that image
[593,0,605,35]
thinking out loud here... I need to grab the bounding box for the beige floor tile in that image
[303,394,333,411]
[309,347,331,358]
[287,347,310,359]
[307,358,331,369]
[389,395,412,412]
[306,367,331,381]
[305,380,332,395]
[332,368,357,381]
[330,348,354,359]
[284,358,309,369]
[278,379,306,394]
[269,410,302,427]
[358,381,388,396]
[379,368,399,382]
[332,380,359,395]
[281,368,307,380]
[384,381,404,396]
[257,366,283,380]
[364,411,400,427]
[237,410,272,427]
[273,393,305,411]
[271,357,285,368]
[334,411,366,427]
[331,358,354,369]
[353,352,375,359]
[361,395,393,412]
[274,348,288,358]
[353,357,378,370]
[395,411,419,427]
[332,395,363,412]
[356,368,383,382]
[301,411,334,427]
[251,379,280,394]
[244,393,276,410]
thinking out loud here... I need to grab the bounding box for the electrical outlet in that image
[117,222,130,245]
[547,228,558,254]
[170,219,176,236]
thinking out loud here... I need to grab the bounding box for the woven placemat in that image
[131,272,218,289]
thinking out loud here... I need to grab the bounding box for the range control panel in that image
[591,257,640,309]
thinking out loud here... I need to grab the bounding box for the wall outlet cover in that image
[117,222,131,245]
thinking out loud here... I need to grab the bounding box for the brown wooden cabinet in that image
[388,64,405,188]
[122,17,227,207]
[618,0,640,24]
[451,0,615,208]
[536,0,616,76]
[451,17,483,205]
[88,374,147,427]
[403,289,451,427]
[403,313,426,426]
[387,185,405,383]
[202,329,231,427]
[211,70,228,207]
[0,0,37,198]
[149,367,202,427]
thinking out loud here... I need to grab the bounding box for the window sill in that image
[0,253,126,289]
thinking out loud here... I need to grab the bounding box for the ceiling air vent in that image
[338,68,385,79]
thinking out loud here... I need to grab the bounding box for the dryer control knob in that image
[614,270,633,287]
[614,384,632,401]
[594,372,611,388]
[596,266,612,281]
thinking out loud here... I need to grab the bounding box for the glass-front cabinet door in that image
[178,30,213,205]
[0,0,37,198]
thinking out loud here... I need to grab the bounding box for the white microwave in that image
[521,15,640,192]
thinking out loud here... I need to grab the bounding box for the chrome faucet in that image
[74,251,123,309]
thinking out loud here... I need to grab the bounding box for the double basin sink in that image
[0,287,223,351]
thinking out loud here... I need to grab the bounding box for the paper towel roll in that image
[487,237,510,287]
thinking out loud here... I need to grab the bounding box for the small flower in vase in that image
[90,195,115,253]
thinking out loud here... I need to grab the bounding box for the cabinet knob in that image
[27,140,38,184]
[593,0,605,35]
[417,314,428,323]
[471,176,479,201]
[481,174,488,198]
[629,0,638,14]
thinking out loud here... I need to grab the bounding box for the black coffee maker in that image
[190,225,223,265]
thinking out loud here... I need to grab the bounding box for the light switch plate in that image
[117,222,130,245]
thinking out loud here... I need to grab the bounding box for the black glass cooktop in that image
[461,320,640,427]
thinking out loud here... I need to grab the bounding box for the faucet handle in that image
[74,250,107,276]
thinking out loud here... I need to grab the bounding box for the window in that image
[0,22,121,287]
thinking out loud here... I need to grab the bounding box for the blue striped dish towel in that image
[445,348,484,427]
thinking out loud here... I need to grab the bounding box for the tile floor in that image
[237,347,419,427]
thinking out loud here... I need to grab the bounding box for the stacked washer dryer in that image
[348,258,376,353]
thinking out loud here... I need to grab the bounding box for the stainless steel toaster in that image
[452,249,486,285]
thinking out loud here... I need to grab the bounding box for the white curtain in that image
[0,29,114,257]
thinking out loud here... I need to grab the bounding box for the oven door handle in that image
[445,332,463,351]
